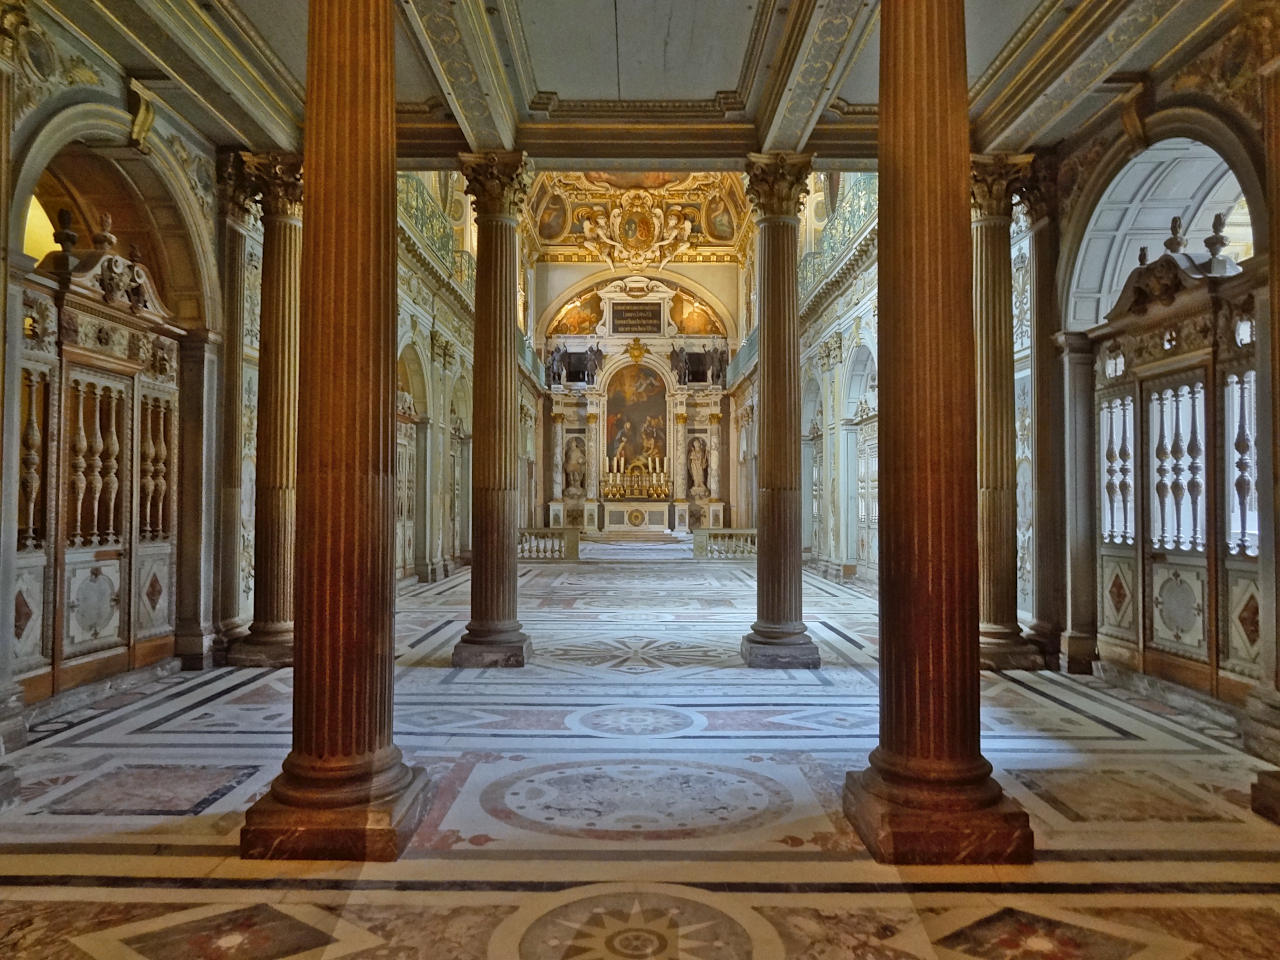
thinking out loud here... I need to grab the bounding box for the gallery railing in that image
[693,528,757,558]
[396,174,475,302]
[798,173,878,306]
[518,527,580,560]
[726,326,757,388]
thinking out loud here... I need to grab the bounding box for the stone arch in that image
[449,373,473,434]
[397,340,431,420]
[843,344,877,416]
[1057,105,1267,322]
[801,374,822,429]
[10,101,220,333]
[535,269,738,346]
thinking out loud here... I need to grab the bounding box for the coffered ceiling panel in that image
[518,0,759,102]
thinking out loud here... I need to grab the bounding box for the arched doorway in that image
[1067,135,1263,702]
[6,127,218,699]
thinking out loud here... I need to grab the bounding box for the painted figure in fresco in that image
[611,420,634,461]
[689,436,709,497]
[564,437,586,496]
[669,346,689,386]
[640,415,666,460]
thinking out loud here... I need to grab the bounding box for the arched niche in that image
[536,269,737,346]
[397,341,431,420]
[10,102,220,334]
[1058,106,1267,324]
[843,344,877,417]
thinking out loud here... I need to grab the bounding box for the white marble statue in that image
[689,436,709,498]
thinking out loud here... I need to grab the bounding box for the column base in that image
[741,629,821,669]
[979,630,1046,671]
[842,770,1033,864]
[1057,628,1097,675]
[1022,620,1061,659]
[175,624,218,671]
[227,627,295,668]
[240,765,431,861]
[1251,770,1280,825]
[452,624,532,667]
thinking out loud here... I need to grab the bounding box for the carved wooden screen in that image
[395,391,416,581]
[12,240,182,703]
[1092,269,1261,703]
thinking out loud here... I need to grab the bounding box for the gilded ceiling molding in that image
[8,8,102,121]
[0,1,28,68]
[744,151,811,219]
[1164,0,1280,128]
[240,152,303,218]
[407,0,514,150]
[758,0,874,151]
[971,154,1035,219]
[459,150,531,218]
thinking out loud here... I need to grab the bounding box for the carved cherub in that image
[658,210,694,268]
[581,206,623,269]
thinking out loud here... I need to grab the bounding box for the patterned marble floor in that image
[1,559,1279,958]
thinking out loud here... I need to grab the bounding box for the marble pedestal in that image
[843,771,1034,864]
[452,632,533,668]
[242,766,432,861]
[740,630,821,669]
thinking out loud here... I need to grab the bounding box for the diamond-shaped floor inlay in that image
[71,903,382,960]
[888,904,1201,960]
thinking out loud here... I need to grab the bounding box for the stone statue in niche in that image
[707,346,729,386]
[584,345,605,385]
[669,346,689,385]
[564,437,586,496]
[689,437,709,498]
[545,344,567,387]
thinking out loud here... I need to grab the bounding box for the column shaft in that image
[1058,332,1099,671]
[241,0,428,861]
[972,155,1043,669]
[1025,183,1069,664]
[452,151,531,667]
[231,154,303,666]
[741,152,820,669]
[551,413,565,502]
[1249,61,1280,822]
[842,0,1032,863]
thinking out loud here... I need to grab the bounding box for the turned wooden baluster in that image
[153,400,169,538]
[1154,391,1171,549]
[1104,400,1118,540]
[1233,375,1254,553]
[85,384,104,545]
[19,370,43,549]
[139,396,156,540]
[1170,387,1186,548]
[1118,398,1133,544]
[1187,382,1204,550]
[101,388,120,543]
[68,380,88,546]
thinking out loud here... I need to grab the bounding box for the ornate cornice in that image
[745,151,811,219]
[460,150,531,219]
[1020,153,1060,223]
[0,1,29,66]
[240,152,303,217]
[971,153,1035,219]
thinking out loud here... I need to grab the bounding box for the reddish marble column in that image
[230,153,302,667]
[451,151,532,667]
[842,0,1033,863]
[972,154,1044,670]
[1250,59,1280,823]
[240,0,428,861]
[740,152,821,669]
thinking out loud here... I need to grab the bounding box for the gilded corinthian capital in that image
[970,153,1034,219]
[459,150,531,218]
[745,151,812,219]
[240,152,304,217]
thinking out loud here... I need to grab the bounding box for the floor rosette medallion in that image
[488,884,785,960]
[479,758,792,840]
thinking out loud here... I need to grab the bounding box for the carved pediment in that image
[1105,216,1243,322]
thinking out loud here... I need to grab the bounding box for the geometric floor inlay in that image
[1,556,1278,959]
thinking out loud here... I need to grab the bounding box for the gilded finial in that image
[1164,216,1184,254]
[92,212,116,251]
[53,208,78,252]
[1204,211,1229,258]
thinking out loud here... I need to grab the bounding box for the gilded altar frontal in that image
[1,1,1280,957]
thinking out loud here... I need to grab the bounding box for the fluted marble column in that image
[585,410,600,529]
[550,412,565,502]
[452,151,532,668]
[1250,58,1280,822]
[230,153,303,667]
[741,152,821,669]
[674,412,689,500]
[708,412,722,500]
[1057,332,1099,674]
[843,0,1033,863]
[241,0,428,860]
[1022,171,1068,665]
[972,153,1043,671]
